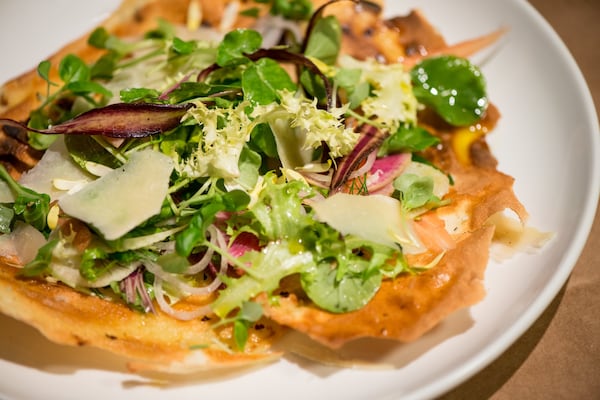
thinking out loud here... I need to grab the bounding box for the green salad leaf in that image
[411,55,488,126]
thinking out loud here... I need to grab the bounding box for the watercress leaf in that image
[176,201,225,257]
[242,58,296,105]
[88,27,111,49]
[89,28,135,55]
[379,125,440,155]
[167,82,240,104]
[175,213,206,257]
[90,52,120,80]
[348,81,370,109]
[222,189,251,212]
[301,260,382,313]
[411,55,488,126]
[270,0,313,20]
[58,54,90,84]
[65,80,112,98]
[120,87,162,103]
[37,60,57,86]
[216,29,262,67]
[171,37,197,55]
[159,125,192,157]
[304,15,341,65]
[394,173,439,210]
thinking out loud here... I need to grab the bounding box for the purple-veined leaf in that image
[0,103,192,139]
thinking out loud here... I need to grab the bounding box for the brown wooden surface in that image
[439,0,600,398]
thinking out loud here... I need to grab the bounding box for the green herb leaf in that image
[171,37,197,55]
[303,16,341,65]
[65,80,112,98]
[216,29,262,67]
[301,259,382,313]
[37,60,57,86]
[242,58,296,105]
[270,0,313,20]
[176,201,225,257]
[120,87,162,103]
[90,52,120,80]
[0,164,50,231]
[58,54,90,83]
[411,55,488,126]
[394,173,441,210]
[88,27,111,49]
[379,125,440,155]
[240,7,260,18]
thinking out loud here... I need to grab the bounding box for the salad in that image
[0,0,515,356]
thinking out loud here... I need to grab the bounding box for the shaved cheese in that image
[58,150,174,241]
[18,137,92,201]
[311,193,425,254]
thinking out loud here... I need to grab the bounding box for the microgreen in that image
[378,125,440,156]
[0,164,50,232]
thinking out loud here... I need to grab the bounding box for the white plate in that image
[0,1,598,399]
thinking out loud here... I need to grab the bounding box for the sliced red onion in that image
[145,259,223,297]
[119,266,156,314]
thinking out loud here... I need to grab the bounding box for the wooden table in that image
[440,0,600,398]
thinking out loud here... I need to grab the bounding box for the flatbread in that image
[0,0,528,373]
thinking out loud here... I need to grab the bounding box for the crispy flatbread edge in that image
[0,263,283,373]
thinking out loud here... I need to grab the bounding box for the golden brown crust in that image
[0,262,283,372]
